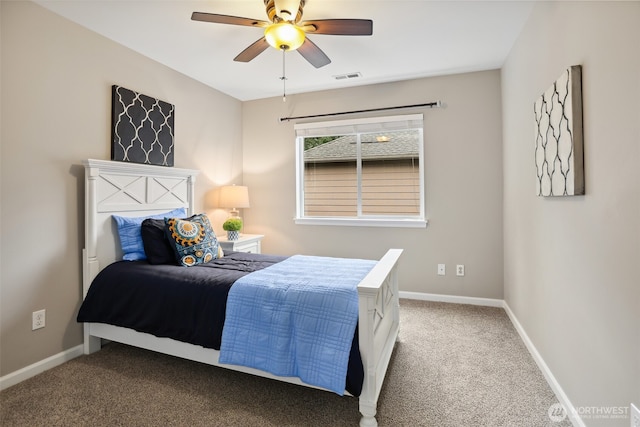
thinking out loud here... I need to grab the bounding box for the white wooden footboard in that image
[357,248,402,427]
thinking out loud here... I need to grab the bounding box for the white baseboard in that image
[0,345,84,391]
[502,302,584,427]
[399,291,504,307]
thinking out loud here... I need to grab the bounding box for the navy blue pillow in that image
[141,218,179,265]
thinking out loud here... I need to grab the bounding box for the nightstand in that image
[217,234,264,254]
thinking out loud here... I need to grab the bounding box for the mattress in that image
[77,251,364,395]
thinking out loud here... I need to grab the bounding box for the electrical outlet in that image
[631,403,640,427]
[437,264,446,276]
[32,309,45,330]
[456,264,465,276]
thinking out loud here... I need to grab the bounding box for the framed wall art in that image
[534,65,584,196]
[111,85,175,167]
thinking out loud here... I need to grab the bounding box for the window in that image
[295,114,426,227]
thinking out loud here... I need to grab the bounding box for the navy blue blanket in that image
[77,251,364,395]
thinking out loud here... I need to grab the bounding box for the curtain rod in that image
[278,100,442,122]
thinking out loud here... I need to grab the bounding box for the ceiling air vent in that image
[333,72,362,81]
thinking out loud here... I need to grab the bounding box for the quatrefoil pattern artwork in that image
[534,66,584,196]
[111,85,175,167]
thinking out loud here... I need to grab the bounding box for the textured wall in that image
[502,2,640,425]
[242,70,504,298]
[0,1,242,376]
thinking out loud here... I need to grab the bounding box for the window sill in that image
[294,217,428,228]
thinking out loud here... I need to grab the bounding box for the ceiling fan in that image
[191,0,373,68]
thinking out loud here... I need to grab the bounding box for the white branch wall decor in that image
[534,65,584,196]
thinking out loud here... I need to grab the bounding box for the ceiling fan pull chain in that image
[281,48,287,102]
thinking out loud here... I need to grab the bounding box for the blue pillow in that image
[113,207,187,261]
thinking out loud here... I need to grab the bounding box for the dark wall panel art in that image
[111,85,175,167]
[534,65,584,196]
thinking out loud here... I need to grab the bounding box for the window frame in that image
[294,114,427,228]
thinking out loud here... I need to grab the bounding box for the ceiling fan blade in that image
[301,19,373,36]
[297,38,331,68]
[234,37,270,63]
[191,12,268,28]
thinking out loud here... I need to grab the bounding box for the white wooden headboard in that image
[82,159,199,297]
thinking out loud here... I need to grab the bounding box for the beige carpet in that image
[1,300,570,426]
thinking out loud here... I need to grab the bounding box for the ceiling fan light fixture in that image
[264,22,305,51]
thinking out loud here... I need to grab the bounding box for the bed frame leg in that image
[84,326,101,354]
[359,415,377,427]
[359,403,378,427]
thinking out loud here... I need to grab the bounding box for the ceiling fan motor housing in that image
[264,0,305,23]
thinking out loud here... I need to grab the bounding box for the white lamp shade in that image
[218,185,250,209]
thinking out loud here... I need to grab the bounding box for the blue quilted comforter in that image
[219,255,375,395]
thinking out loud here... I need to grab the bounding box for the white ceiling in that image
[34,0,534,101]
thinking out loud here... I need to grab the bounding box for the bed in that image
[80,159,402,427]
